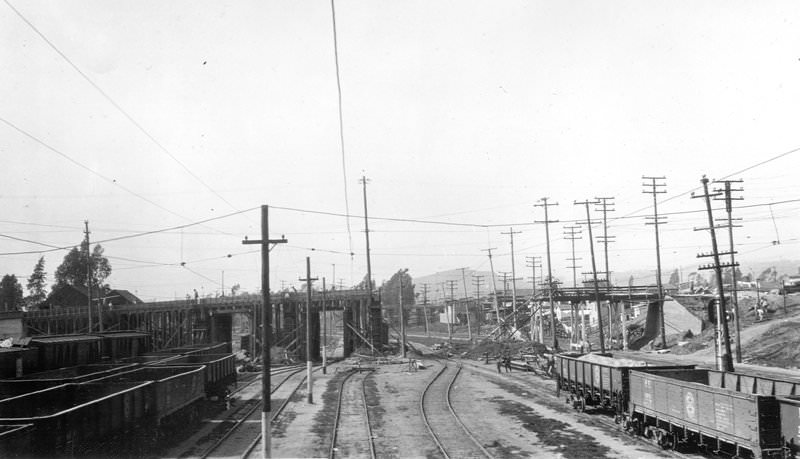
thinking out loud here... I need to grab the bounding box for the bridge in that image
[20,289,385,359]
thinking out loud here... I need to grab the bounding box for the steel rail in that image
[445,363,492,458]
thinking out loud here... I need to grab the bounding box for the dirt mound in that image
[743,320,800,368]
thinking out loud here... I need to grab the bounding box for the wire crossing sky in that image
[2,0,800,301]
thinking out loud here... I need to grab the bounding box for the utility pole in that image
[713,179,743,363]
[642,176,667,349]
[498,271,510,317]
[446,280,458,345]
[299,257,318,403]
[535,198,559,350]
[501,228,522,331]
[472,274,484,335]
[693,176,735,372]
[360,176,374,303]
[421,283,431,337]
[575,199,605,353]
[322,277,327,374]
[563,225,582,288]
[459,267,473,340]
[399,271,406,358]
[482,248,501,326]
[84,220,93,333]
[525,256,542,342]
[595,197,616,290]
[242,205,287,459]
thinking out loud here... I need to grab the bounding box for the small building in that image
[46,285,143,309]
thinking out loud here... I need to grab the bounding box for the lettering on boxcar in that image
[685,390,697,423]
[714,396,733,432]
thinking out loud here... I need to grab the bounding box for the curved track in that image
[420,362,492,459]
[328,369,376,459]
[199,365,308,459]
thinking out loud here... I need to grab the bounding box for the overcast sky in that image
[2,0,800,302]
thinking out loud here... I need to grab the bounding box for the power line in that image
[3,0,244,216]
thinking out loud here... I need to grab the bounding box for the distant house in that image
[46,285,143,309]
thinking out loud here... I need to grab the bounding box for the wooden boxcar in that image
[627,368,784,458]
[0,348,39,379]
[555,352,694,415]
[85,365,205,422]
[0,363,138,400]
[705,369,800,397]
[29,335,103,370]
[0,424,33,458]
[94,331,151,362]
[0,381,153,457]
[152,353,236,397]
[778,396,800,457]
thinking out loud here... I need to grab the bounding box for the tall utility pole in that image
[501,228,522,330]
[642,176,668,349]
[535,198,559,350]
[498,271,510,310]
[563,225,582,288]
[472,274,484,335]
[525,256,542,342]
[482,248,501,325]
[459,267,473,340]
[575,199,606,353]
[421,283,431,337]
[446,280,458,344]
[595,197,616,290]
[714,179,743,363]
[399,272,407,358]
[321,277,327,374]
[242,205,287,459]
[693,176,735,372]
[360,176,374,303]
[299,257,318,403]
[84,220,93,332]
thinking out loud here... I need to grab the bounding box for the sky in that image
[2,0,800,302]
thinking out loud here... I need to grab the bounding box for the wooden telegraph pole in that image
[241,205,287,459]
[642,176,668,349]
[575,199,605,353]
[713,179,743,363]
[535,198,559,350]
[299,258,318,404]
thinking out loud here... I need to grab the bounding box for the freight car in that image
[152,353,236,398]
[0,424,33,458]
[554,352,694,415]
[0,363,138,399]
[0,381,153,457]
[95,331,151,362]
[0,347,39,378]
[85,365,205,425]
[28,334,103,370]
[626,368,785,458]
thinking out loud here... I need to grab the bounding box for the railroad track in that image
[420,362,492,459]
[329,369,376,459]
[197,365,308,459]
[457,359,694,459]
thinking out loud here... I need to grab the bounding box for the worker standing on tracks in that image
[496,357,502,373]
[504,356,512,373]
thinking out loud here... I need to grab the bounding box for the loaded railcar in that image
[94,331,151,362]
[0,424,33,458]
[0,382,153,457]
[626,368,784,458]
[29,335,103,370]
[85,365,205,423]
[0,363,138,400]
[704,370,800,397]
[152,353,236,398]
[0,347,39,378]
[555,352,694,415]
[778,396,800,457]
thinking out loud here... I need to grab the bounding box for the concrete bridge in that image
[19,289,385,359]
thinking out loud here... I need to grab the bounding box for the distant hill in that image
[412,268,507,304]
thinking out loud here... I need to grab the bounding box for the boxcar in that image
[29,335,103,370]
[778,396,800,457]
[0,347,39,379]
[0,424,33,458]
[627,368,784,458]
[0,382,152,457]
[94,331,151,362]
[85,365,205,422]
[555,352,694,415]
[704,369,800,397]
[152,353,236,397]
[0,363,138,400]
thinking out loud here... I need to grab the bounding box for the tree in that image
[26,256,47,306]
[381,269,415,308]
[668,269,680,286]
[757,267,778,283]
[54,242,112,292]
[0,275,24,311]
[230,284,241,296]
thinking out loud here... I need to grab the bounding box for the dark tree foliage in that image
[0,274,24,311]
[54,242,112,291]
[356,272,375,292]
[26,256,47,306]
[381,269,415,308]
[757,267,778,283]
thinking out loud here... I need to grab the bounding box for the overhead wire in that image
[3,0,246,219]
